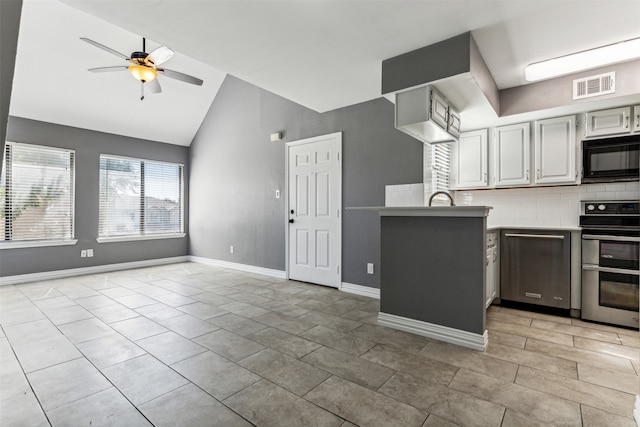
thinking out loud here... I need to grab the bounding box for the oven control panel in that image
[581,201,640,215]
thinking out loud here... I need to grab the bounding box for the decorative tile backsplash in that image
[456,182,639,228]
[385,181,639,228]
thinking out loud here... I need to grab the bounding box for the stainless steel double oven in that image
[580,201,639,329]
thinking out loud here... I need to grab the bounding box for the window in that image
[99,155,183,240]
[424,142,451,204]
[1,142,75,242]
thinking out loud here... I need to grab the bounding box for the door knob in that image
[289,219,294,223]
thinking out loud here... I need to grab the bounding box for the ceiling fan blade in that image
[147,46,174,66]
[147,78,162,94]
[88,66,129,73]
[157,68,203,86]
[80,37,130,61]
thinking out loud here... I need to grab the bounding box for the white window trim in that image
[97,233,186,244]
[0,239,78,250]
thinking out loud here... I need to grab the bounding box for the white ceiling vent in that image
[573,72,615,100]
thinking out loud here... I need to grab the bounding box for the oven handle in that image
[582,234,640,242]
[582,264,640,276]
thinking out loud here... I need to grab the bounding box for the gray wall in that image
[189,75,423,288]
[0,117,189,277]
[381,216,486,334]
[500,60,640,116]
[0,0,22,177]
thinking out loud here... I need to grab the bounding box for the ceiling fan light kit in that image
[129,65,157,82]
[81,36,203,99]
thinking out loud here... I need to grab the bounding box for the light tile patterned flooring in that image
[0,262,638,426]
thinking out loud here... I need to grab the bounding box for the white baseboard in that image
[378,312,488,352]
[188,256,286,280]
[340,282,380,299]
[634,395,640,427]
[0,256,189,286]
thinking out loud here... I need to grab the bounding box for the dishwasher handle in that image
[504,233,565,240]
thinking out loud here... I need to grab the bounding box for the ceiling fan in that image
[81,37,204,100]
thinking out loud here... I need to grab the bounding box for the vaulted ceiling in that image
[9,0,640,146]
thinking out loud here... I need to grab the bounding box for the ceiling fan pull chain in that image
[141,82,145,101]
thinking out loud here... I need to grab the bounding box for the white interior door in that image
[287,133,341,287]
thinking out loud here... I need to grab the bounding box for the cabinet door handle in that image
[505,233,565,240]
[637,114,639,128]
[536,169,540,179]
[625,115,630,128]
[483,172,487,183]
[526,170,529,180]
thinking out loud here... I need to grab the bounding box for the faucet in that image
[428,191,455,206]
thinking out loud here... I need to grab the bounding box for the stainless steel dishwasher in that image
[500,229,571,309]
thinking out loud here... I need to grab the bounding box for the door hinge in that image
[337,209,340,218]
[337,265,340,274]
[337,152,340,161]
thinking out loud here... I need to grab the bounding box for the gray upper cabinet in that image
[584,106,632,137]
[533,115,577,185]
[395,85,461,144]
[450,129,488,189]
[448,111,461,139]
[430,89,449,130]
[493,122,530,187]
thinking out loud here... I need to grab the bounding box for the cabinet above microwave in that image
[584,105,640,138]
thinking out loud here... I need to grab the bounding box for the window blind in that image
[432,142,451,193]
[1,143,75,242]
[99,155,183,238]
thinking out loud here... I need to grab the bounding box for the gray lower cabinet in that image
[500,229,571,309]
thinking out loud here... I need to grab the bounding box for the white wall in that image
[455,182,640,228]
[385,181,639,228]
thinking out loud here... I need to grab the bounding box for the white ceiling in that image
[10,0,640,146]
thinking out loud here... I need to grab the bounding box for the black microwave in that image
[582,134,640,183]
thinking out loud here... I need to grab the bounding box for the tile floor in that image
[0,262,638,426]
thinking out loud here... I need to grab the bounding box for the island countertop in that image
[347,206,492,217]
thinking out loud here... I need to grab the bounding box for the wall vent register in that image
[573,72,615,100]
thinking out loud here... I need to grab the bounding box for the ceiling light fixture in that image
[128,65,157,83]
[524,37,640,82]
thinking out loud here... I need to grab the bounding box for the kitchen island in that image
[352,206,492,351]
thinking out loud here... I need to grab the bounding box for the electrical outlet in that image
[87,249,94,257]
[230,245,234,254]
[367,263,374,274]
[81,250,87,258]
